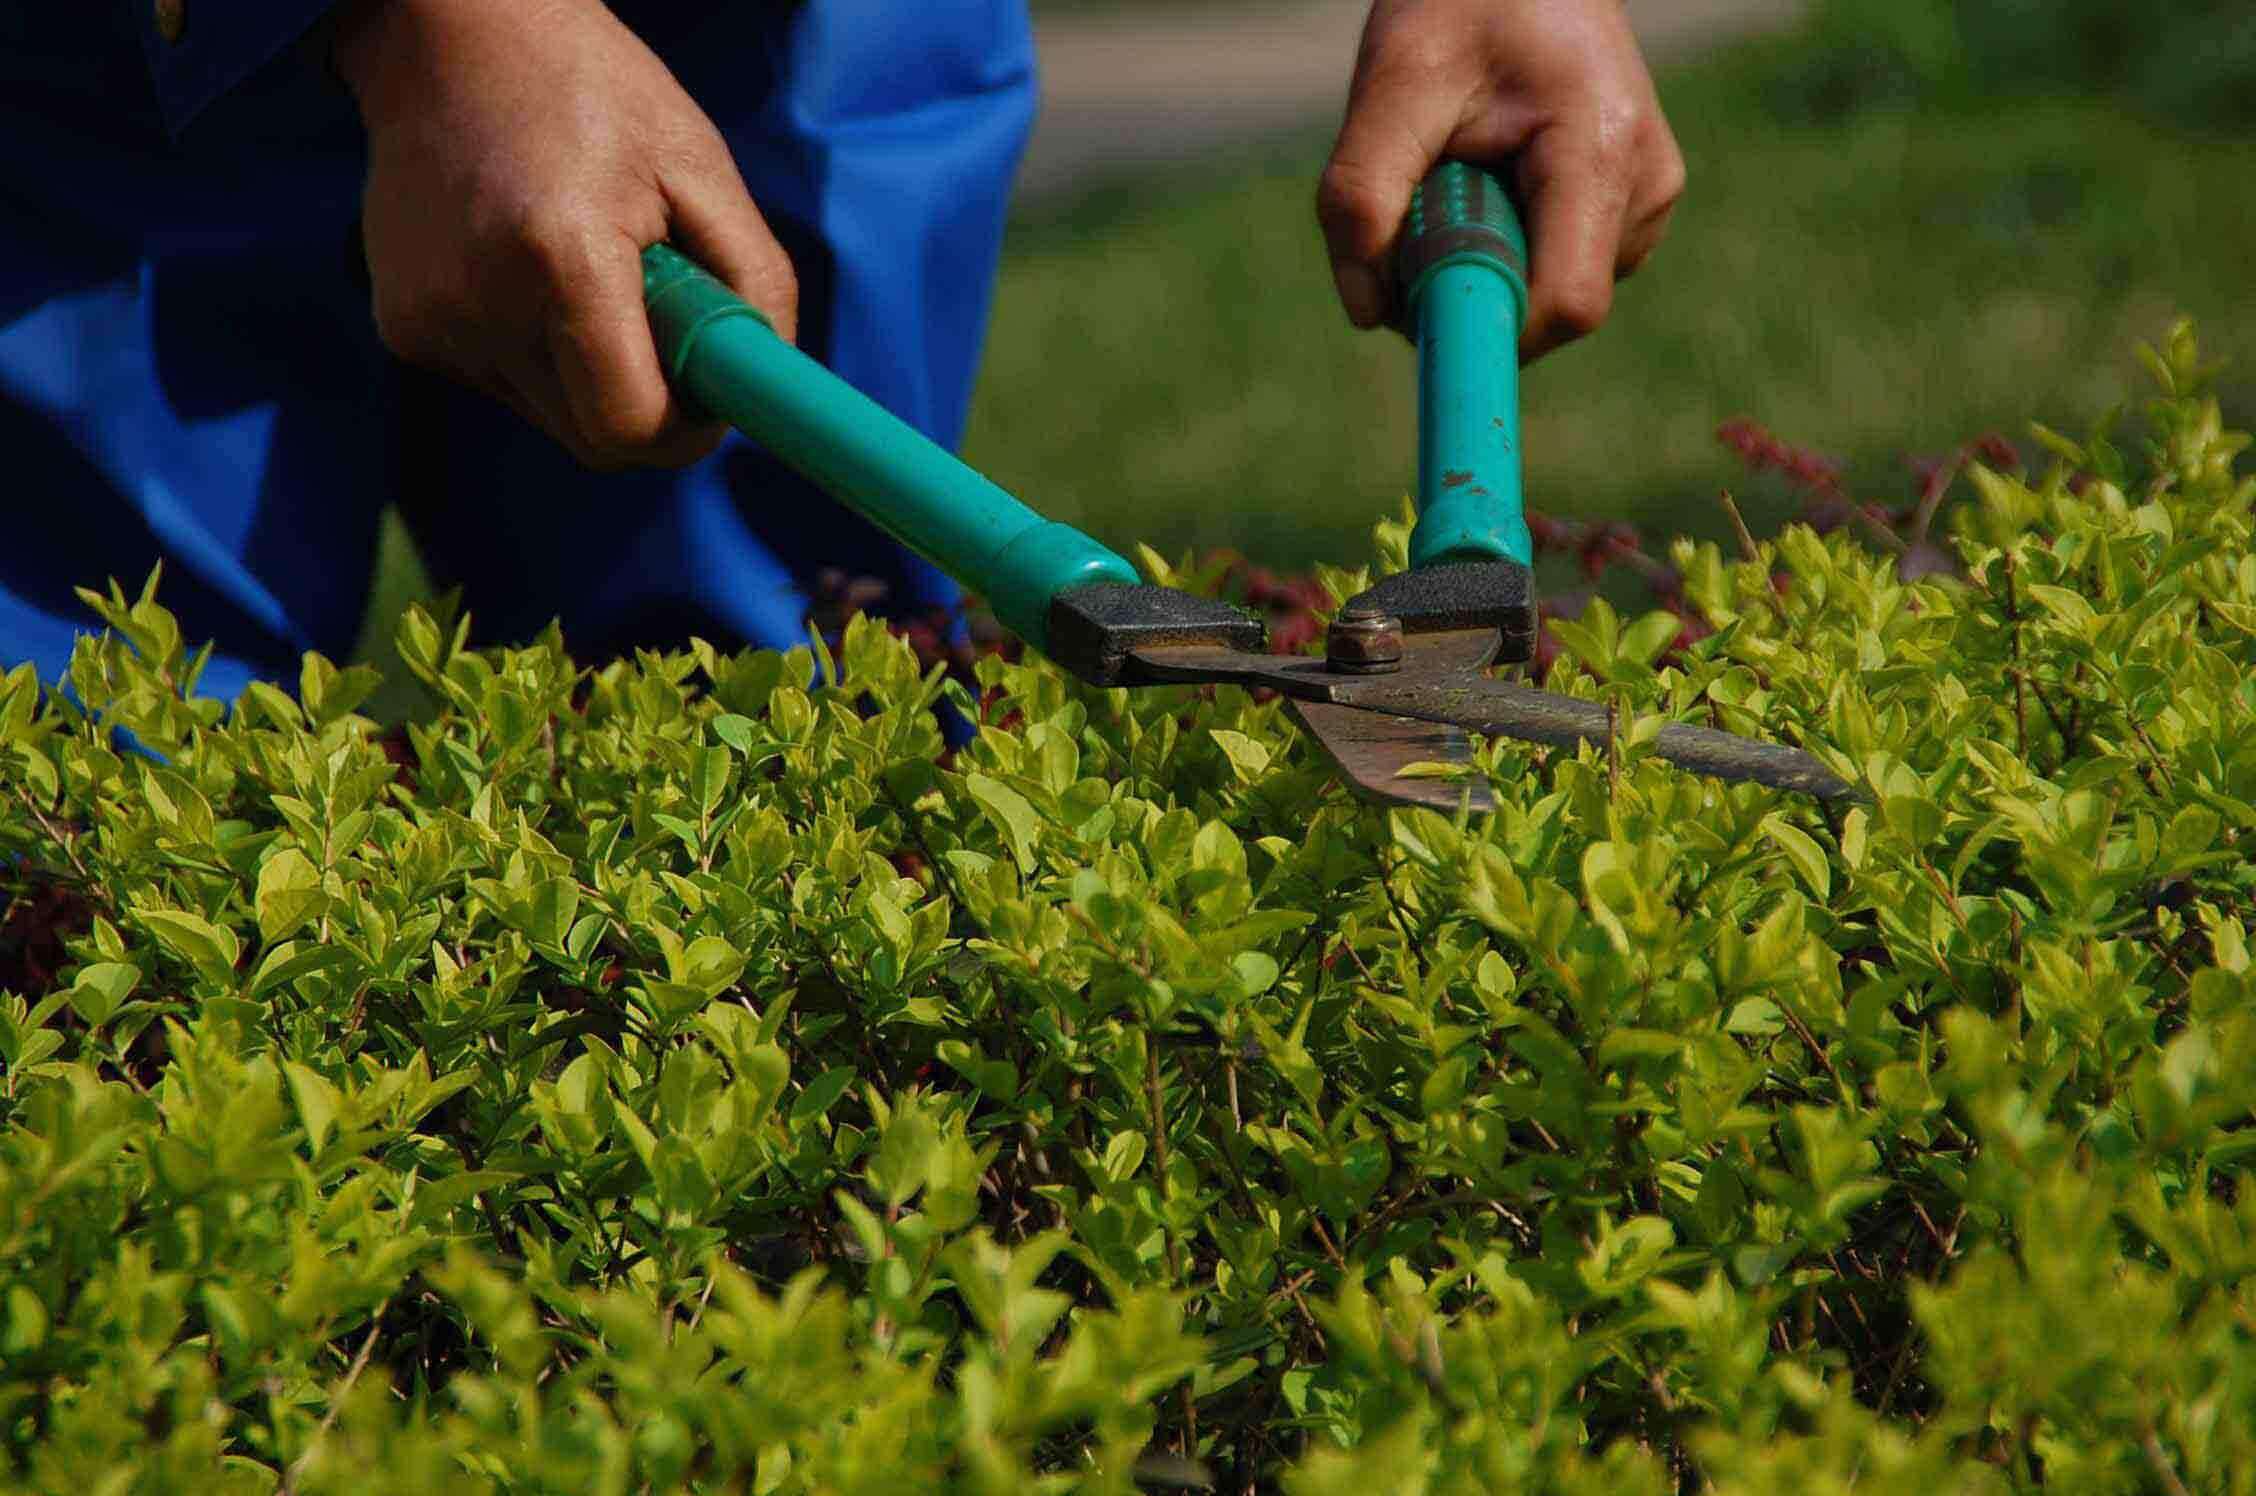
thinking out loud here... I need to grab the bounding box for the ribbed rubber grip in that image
[1397,161,1529,319]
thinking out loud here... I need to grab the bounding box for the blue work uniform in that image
[0,1,1034,700]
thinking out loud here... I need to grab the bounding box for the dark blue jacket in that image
[129,0,333,134]
[0,0,1035,696]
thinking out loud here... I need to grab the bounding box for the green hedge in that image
[3,323,2254,1491]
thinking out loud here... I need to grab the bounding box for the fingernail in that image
[1332,261,1382,327]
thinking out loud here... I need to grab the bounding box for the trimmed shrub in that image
[2,322,2253,1492]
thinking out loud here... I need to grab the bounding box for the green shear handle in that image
[640,158,1530,657]
[1396,161,1534,570]
[641,245,1138,653]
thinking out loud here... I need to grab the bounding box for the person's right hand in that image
[332,0,796,469]
[1318,0,1683,362]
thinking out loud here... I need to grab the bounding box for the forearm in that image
[330,0,531,122]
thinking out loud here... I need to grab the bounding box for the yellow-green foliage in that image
[2,324,2253,1492]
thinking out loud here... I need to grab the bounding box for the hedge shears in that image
[641,163,1854,812]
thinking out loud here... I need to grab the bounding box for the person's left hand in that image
[1317,0,1685,361]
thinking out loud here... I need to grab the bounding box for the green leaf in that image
[1210,729,1272,782]
[1618,609,1683,669]
[937,1039,1018,1102]
[299,653,382,724]
[1761,815,1831,901]
[651,1138,717,1220]
[712,712,759,755]
[255,847,328,944]
[68,962,140,1028]
[1222,951,1278,1001]
[676,935,747,997]
[284,1062,343,1155]
[135,906,242,990]
[965,772,1043,874]
[1101,1130,1147,1184]
[2025,583,2099,634]
[528,878,580,949]
[790,1067,858,1127]
[408,1170,525,1230]
[247,941,354,1000]
[3,1286,49,1356]
[652,812,704,850]
[1596,1028,1682,1068]
[694,744,735,817]
[1579,1214,1675,1298]
[638,979,713,1028]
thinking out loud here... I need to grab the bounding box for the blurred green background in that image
[963,0,2256,569]
[359,0,2256,666]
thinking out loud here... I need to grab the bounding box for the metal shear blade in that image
[1129,626,1857,808]
[1289,699,1494,813]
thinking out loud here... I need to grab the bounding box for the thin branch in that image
[282,1296,392,1495]
[1718,489,1762,563]
[1147,1038,1182,1281]
[12,785,96,888]
[1778,1004,1847,1099]
[1999,553,2030,759]
[1343,1190,1500,1256]
[1907,450,1965,548]
[1376,858,1431,983]
[2143,1429,2193,1496]
[1847,500,1910,556]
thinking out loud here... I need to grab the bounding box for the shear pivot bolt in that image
[1326,607,1404,674]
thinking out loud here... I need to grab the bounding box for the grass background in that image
[354,21,2256,670]
[960,46,2256,570]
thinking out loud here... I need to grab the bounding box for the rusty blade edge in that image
[1337,676,1863,803]
[1288,699,1495,814]
[1130,641,1859,804]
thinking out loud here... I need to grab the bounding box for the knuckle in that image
[683,120,741,176]
[583,403,668,457]
[1586,113,1644,188]
[1649,134,1688,210]
[1548,282,1613,339]
[651,127,730,190]
[565,410,647,469]
[1363,26,1452,92]
[742,239,798,314]
[1315,161,1388,239]
[764,275,800,340]
[370,295,449,365]
[527,237,587,297]
[368,299,419,359]
[654,421,727,469]
[515,207,603,291]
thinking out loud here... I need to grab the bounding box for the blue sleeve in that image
[136,0,337,134]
